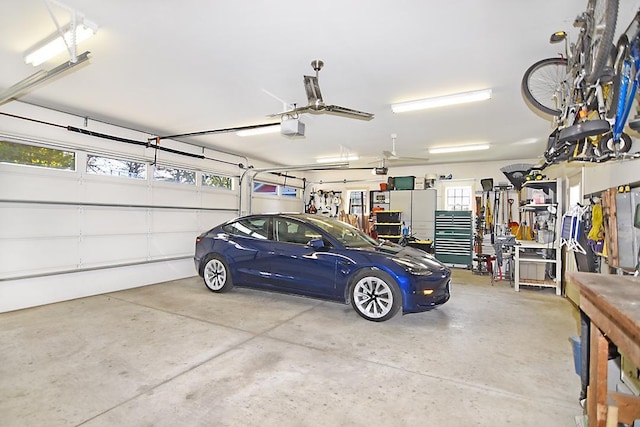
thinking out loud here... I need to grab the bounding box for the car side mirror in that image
[308,238,325,249]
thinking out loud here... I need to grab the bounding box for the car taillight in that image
[196,237,202,243]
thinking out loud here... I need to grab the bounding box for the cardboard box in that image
[520,263,546,281]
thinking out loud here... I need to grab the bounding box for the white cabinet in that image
[389,189,436,241]
[515,179,562,295]
[410,190,437,241]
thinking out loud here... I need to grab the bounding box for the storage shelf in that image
[518,255,558,263]
[515,179,562,296]
[521,203,556,211]
[518,279,558,287]
[516,240,558,249]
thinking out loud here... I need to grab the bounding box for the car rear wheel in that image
[350,270,401,322]
[203,255,233,292]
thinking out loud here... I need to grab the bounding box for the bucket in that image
[570,336,581,376]
[380,183,388,191]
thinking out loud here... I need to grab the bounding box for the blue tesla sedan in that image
[194,213,451,321]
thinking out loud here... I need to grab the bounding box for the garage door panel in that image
[82,208,148,235]
[81,178,150,205]
[0,204,80,239]
[81,208,148,236]
[148,232,195,258]
[80,235,148,266]
[198,211,235,231]
[0,237,79,278]
[201,191,237,210]
[0,169,80,202]
[153,186,200,207]
[151,210,199,233]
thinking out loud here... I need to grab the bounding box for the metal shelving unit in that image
[515,179,562,295]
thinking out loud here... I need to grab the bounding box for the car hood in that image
[357,241,447,271]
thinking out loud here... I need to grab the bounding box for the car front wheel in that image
[350,270,401,322]
[203,255,233,292]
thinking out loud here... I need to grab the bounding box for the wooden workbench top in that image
[568,271,640,367]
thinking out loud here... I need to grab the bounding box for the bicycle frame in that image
[611,25,640,147]
[553,20,604,134]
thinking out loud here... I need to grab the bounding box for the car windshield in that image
[303,215,378,248]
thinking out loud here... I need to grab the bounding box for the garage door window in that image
[153,165,195,185]
[202,173,233,190]
[0,140,75,171]
[281,186,298,197]
[253,182,278,195]
[86,155,147,179]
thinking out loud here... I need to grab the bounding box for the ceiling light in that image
[25,20,98,66]
[236,125,281,137]
[316,155,359,163]
[428,144,490,154]
[391,89,492,113]
[0,51,90,105]
[514,137,539,145]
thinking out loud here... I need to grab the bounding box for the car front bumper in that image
[402,276,451,313]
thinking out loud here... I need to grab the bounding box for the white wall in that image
[303,159,538,218]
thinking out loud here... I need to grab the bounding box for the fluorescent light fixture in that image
[514,137,539,145]
[0,51,90,105]
[428,144,490,154]
[236,125,281,137]
[25,20,98,66]
[391,89,492,113]
[316,155,359,163]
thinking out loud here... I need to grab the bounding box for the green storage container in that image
[393,176,415,190]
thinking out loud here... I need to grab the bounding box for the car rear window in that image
[222,218,269,239]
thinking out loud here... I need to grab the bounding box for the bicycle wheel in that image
[584,0,619,84]
[522,57,569,116]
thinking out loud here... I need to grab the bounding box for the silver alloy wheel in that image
[352,276,394,319]
[204,258,227,290]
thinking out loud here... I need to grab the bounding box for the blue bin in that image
[570,336,581,376]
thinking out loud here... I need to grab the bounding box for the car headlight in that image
[392,258,433,276]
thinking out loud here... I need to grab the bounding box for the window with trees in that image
[0,140,75,171]
[202,173,233,190]
[86,155,147,179]
[153,165,195,184]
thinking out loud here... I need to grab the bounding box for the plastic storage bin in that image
[393,176,415,190]
[376,211,401,223]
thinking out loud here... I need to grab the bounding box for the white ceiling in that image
[1,1,639,169]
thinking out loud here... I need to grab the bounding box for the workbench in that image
[568,272,640,426]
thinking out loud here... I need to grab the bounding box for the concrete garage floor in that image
[0,269,583,426]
